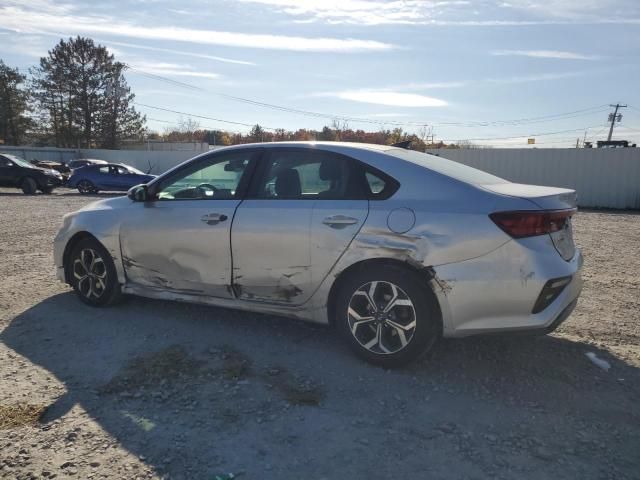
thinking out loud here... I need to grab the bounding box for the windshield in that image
[386,149,508,185]
[125,165,145,175]
[2,154,34,169]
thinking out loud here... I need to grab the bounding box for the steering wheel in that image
[196,183,218,197]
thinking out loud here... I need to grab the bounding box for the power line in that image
[126,67,609,129]
[440,125,605,142]
[135,102,279,130]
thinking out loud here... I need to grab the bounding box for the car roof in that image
[216,141,396,153]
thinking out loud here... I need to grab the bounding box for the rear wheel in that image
[67,237,122,306]
[21,177,37,195]
[77,180,97,195]
[41,186,54,194]
[335,264,441,367]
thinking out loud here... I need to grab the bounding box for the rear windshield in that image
[386,149,508,185]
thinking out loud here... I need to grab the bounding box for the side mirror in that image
[128,184,149,202]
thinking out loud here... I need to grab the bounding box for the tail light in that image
[489,209,576,239]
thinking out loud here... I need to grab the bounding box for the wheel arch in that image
[326,258,445,330]
[18,175,41,187]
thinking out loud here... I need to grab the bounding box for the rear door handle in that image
[201,213,228,225]
[322,215,359,229]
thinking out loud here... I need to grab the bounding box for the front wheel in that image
[41,186,54,194]
[335,265,441,368]
[21,177,37,195]
[67,237,122,306]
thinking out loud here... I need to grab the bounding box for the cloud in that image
[0,2,395,52]
[236,0,465,25]
[485,71,583,83]
[491,49,599,60]
[391,81,469,90]
[236,0,640,25]
[129,61,221,80]
[98,40,256,66]
[322,90,448,107]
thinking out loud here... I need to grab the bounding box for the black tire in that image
[41,186,54,194]
[66,237,122,307]
[77,180,96,195]
[335,264,441,368]
[21,177,37,195]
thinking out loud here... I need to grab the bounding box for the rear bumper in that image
[434,238,583,337]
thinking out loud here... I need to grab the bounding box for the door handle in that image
[201,213,228,225]
[322,215,359,229]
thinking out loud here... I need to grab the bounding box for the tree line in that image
[157,121,463,151]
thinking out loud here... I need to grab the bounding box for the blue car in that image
[67,163,156,194]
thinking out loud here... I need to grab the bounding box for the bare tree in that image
[177,116,201,141]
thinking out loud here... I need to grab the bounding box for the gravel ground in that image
[1,188,639,480]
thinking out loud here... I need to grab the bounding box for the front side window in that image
[156,152,252,200]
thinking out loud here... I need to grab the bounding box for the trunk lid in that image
[481,183,577,210]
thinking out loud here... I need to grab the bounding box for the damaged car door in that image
[119,150,260,298]
[231,148,369,305]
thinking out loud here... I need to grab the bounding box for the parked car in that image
[67,159,108,170]
[0,153,64,194]
[54,142,583,367]
[30,160,71,181]
[66,163,156,194]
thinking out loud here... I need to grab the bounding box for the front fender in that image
[53,198,131,285]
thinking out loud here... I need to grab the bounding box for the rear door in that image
[231,148,370,305]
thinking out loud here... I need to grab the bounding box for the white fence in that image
[426,148,640,209]
[2,145,639,208]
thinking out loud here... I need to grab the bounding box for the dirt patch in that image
[99,345,204,394]
[0,403,47,429]
[265,367,324,406]
[217,346,252,380]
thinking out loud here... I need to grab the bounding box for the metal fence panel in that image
[426,148,640,209]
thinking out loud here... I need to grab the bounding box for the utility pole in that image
[607,103,627,141]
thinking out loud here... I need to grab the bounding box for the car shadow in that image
[2,292,639,478]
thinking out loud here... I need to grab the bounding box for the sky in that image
[1,0,639,147]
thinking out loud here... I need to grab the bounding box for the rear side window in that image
[252,149,399,200]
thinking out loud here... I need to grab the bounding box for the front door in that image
[231,148,369,305]
[119,150,259,298]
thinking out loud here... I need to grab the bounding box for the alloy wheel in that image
[72,248,107,299]
[347,281,417,355]
[78,180,93,194]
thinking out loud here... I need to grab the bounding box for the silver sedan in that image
[54,142,583,367]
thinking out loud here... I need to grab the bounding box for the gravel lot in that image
[1,189,639,480]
